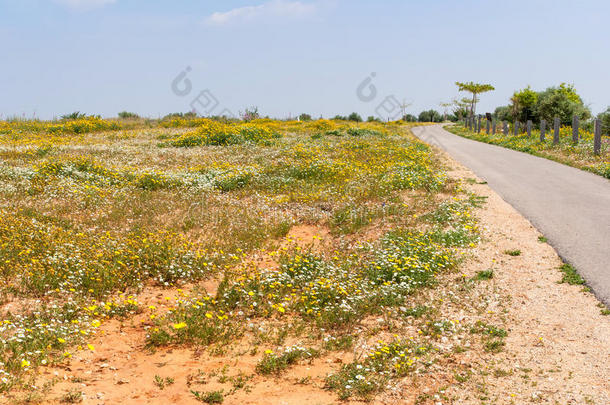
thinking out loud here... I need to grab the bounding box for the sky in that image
[1,0,609,120]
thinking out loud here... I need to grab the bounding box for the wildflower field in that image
[447,123,610,179]
[0,117,515,404]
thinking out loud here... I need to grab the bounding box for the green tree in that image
[536,84,590,125]
[401,114,417,122]
[451,97,472,120]
[511,86,538,123]
[493,106,512,122]
[298,113,312,121]
[347,112,363,122]
[455,81,495,117]
[597,107,610,135]
[418,110,442,123]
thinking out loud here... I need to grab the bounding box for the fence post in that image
[553,116,560,144]
[527,120,532,137]
[514,121,519,136]
[477,116,482,133]
[540,119,546,142]
[503,121,508,135]
[486,118,490,134]
[572,115,579,143]
[492,119,497,134]
[594,118,602,155]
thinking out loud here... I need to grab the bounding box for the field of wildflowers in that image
[0,116,505,403]
[448,123,610,179]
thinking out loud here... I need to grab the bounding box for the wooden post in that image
[594,118,602,155]
[514,121,519,136]
[486,119,490,134]
[477,116,482,133]
[492,119,497,134]
[572,115,579,143]
[503,121,508,135]
[527,120,532,137]
[553,116,560,144]
[540,119,546,142]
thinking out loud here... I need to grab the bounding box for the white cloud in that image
[54,0,117,9]
[205,0,318,26]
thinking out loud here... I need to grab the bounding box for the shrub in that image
[118,111,140,119]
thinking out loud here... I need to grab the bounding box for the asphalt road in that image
[412,124,610,306]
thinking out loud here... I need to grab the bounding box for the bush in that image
[298,113,312,121]
[118,111,140,119]
[61,112,88,120]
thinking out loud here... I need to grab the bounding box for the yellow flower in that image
[172,322,187,330]
[87,344,95,351]
[21,359,30,368]
[58,338,66,344]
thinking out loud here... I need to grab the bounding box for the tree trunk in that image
[471,93,476,117]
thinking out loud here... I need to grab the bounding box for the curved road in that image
[412,124,610,305]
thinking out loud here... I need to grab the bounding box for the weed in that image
[60,390,83,403]
[255,346,319,376]
[191,390,224,404]
[153,375,175,390]
[473,270,494,281]
[504,249,521,256]
[558,263,585,285]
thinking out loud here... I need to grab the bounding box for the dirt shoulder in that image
[437,156,610,404]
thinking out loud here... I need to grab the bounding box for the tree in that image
[536,84,590,125]
[451,97,472,120]
[298,113,312,121]
[367,116,381,122]
[493,106,512,122]
[401,114,417,122]
[598,107,610,135]
[418,110,442,123]
[347,112,363,122]
[439,101,452,121]
[511,86,538,123]
[455,81,495,117]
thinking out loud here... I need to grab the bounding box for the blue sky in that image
[1,0,609,119]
